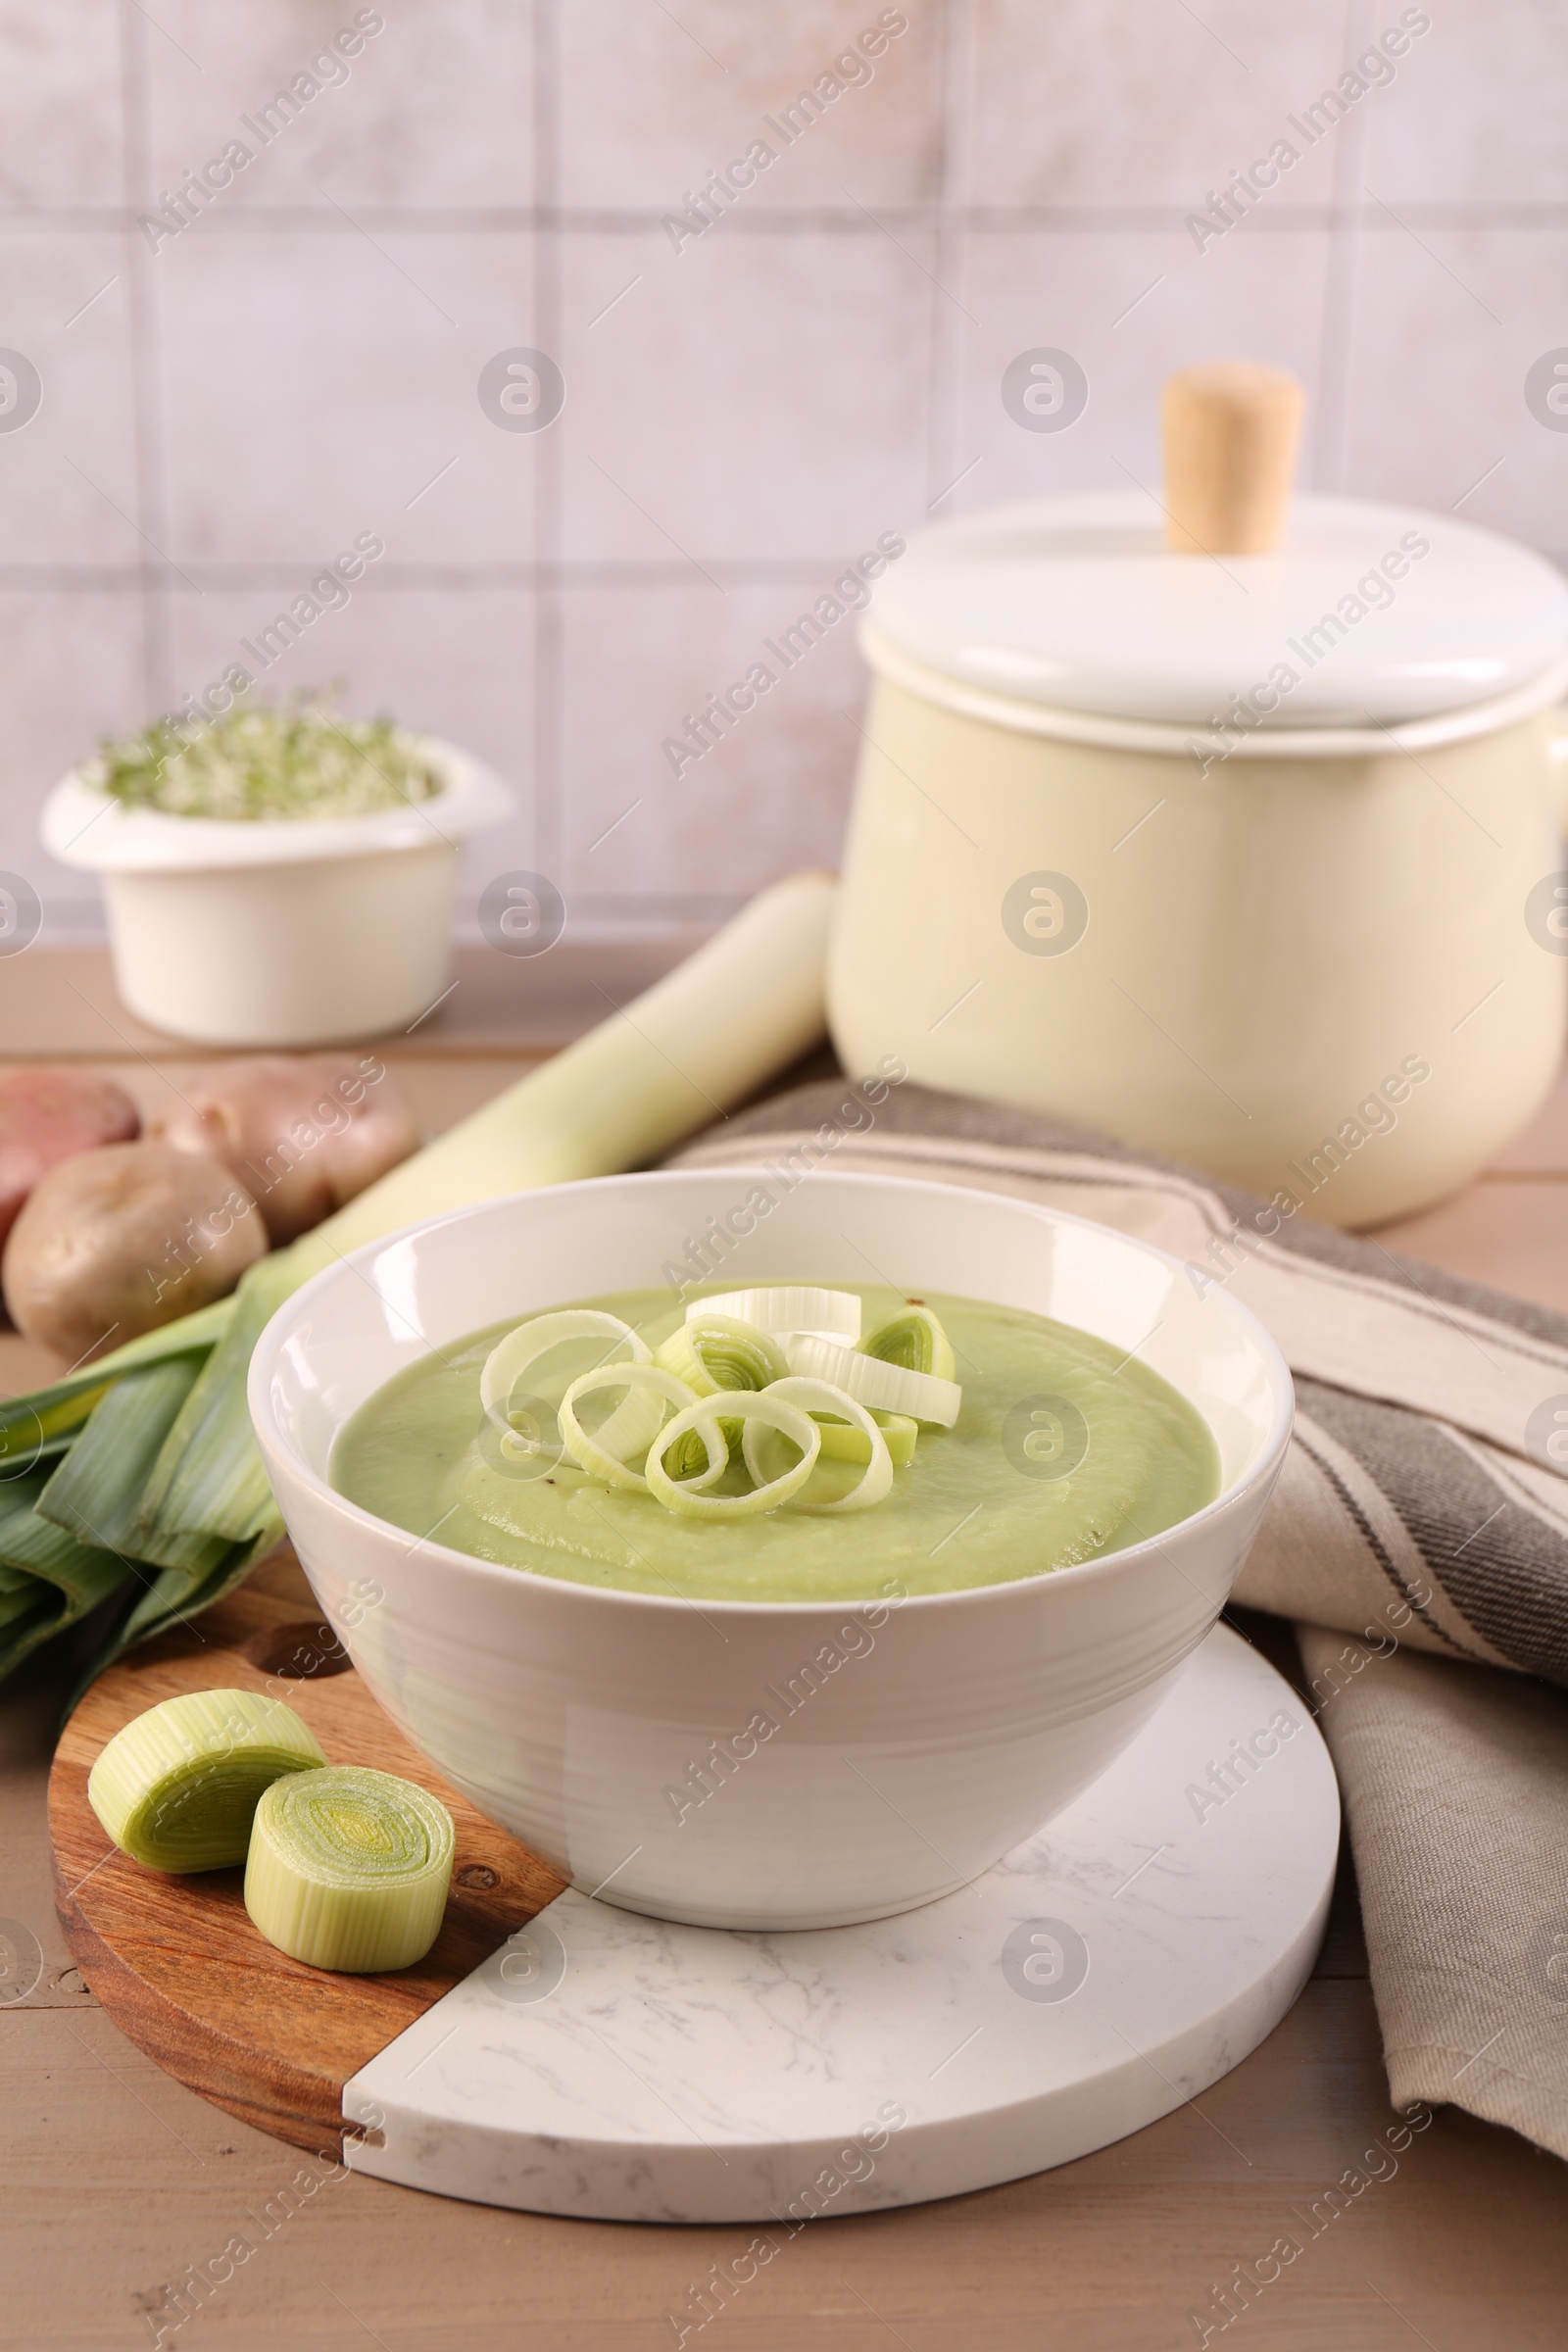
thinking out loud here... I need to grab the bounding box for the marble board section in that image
[343,1626,1339,2222]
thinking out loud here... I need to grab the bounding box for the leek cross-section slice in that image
[689,1286,860,1344]
[245,1764,455,1973]
[782,1333,962,1427]
[655,1313,787,1396]
[860,1305,957,1383]
[744,1377,894,1514]
[87,1688,326,1873]
[646,1390,821,1519]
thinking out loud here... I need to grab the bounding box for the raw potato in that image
[0,1067,139,1255]
[1,1140,266,1364]
[151,1054,418,1245]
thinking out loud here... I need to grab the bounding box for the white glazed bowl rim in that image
[40,735,512,873]
[248,1169,1297,1619]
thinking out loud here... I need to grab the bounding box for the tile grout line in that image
[942,0,987,515]
[532,0,564,885]
[0,560,971,588]
[117,0,174,716]
[5,203,1566,234]
[921,0,963,513]
[5,549,1567,596]
[1308,0,1375,493]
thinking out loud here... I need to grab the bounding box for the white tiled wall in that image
[2,0,1563,943]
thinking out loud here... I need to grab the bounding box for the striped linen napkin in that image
[671,1078,1568,2161]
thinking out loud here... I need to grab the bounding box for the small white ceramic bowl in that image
[41,739,510,1047]
[249,1170,1293,1932]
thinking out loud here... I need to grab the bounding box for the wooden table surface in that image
[3,950,1566,2352]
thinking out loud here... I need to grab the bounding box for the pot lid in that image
[866,490,1568,730]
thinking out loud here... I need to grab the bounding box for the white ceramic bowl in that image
[40,739,510,1047]
[249,1170,1294,1931]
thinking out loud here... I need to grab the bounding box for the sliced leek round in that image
[480,1309,650,1460]
[87,1689,325,1874]
[861,1304,956,1384]
[655,1313,788,1402]
[691,1286,861,1344]
[743,1377,894,1514]
[245,1764,454,1973]
[646,1391,820,1519]
[558,1362,710,1491]
[782,1332,962,1427]
[817,1408,919,1470]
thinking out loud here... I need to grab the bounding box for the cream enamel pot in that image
[828,489,1568,1228]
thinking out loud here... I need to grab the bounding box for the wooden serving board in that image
[48,1550,564,2156]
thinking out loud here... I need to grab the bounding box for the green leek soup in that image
[329,1286,1220,1604]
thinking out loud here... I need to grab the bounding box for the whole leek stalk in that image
[0,871,834,1694]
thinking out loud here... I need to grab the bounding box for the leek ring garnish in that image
[837,1409,919,1469]
[558,1363,711,1492]
[480,1310,651,1459]
[811,1406,918,1469]
[499,1302,955,1514]
[743,1378,894,1514]
[860,1305,957,1383]
[691,1287,861,1345]
[86,1688,325,1874]
[244,1764,455,1974]
[781,1332,962,1427]
[654,1313,787,1396]
[646,1391,820,1519]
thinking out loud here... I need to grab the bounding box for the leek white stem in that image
[30,871,835,1687]
[296,868,835,1267]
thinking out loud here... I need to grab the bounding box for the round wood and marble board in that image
[48,1551,564,2158]
[338,1624,1342,2222]
[51,1559,1343,2221]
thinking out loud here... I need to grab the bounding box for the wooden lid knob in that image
[1162,361,1304,555]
